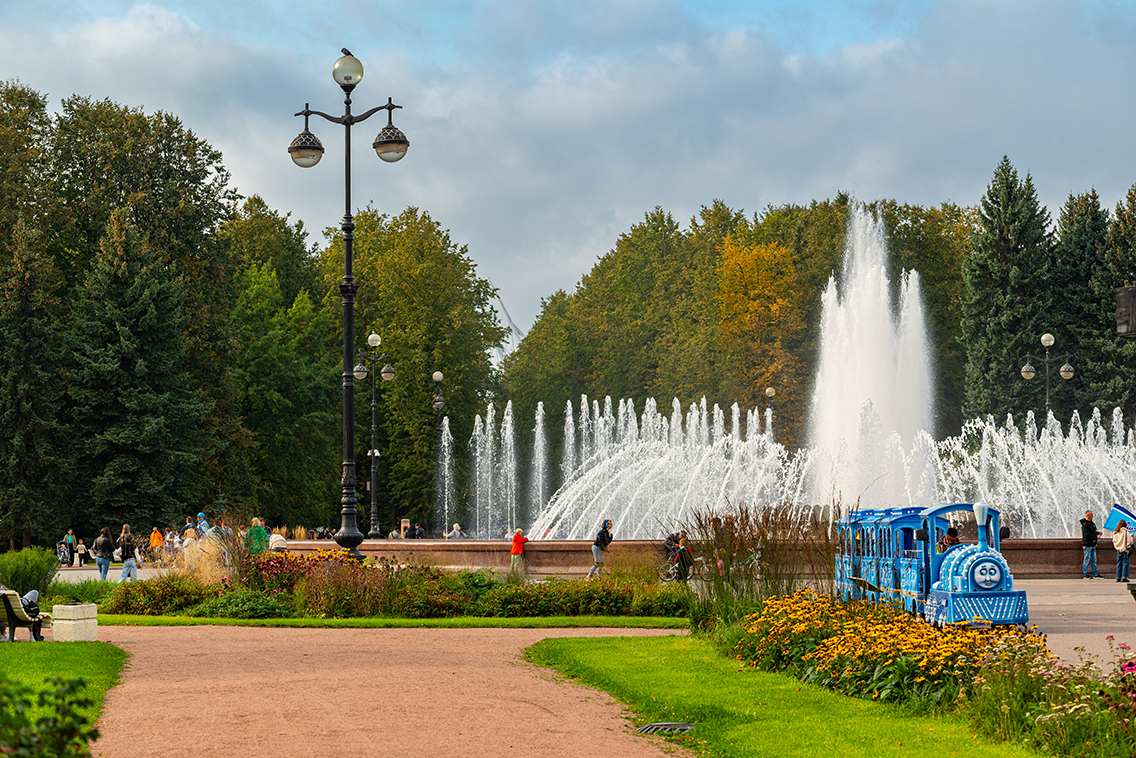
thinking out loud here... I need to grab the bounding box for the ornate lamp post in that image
[1020,333,1074,414]
[353,333,395,539]
[289,49,409,552]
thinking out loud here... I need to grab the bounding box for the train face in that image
[836,502,1028,627]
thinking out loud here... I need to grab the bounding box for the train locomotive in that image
[835,502,1028,626]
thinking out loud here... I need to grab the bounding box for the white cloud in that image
[3,0,1136,331]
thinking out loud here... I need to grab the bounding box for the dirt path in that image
[90,626,685,758]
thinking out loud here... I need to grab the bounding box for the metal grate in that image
[637,722,696,734]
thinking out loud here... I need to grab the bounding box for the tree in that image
[1085,183,1136,420]
[717,239,809,449]
[0,81,51,262]
[961,157,1054,421]
[49,96,246,509]
[65,210,210,532]
[0,222,66,549]
[319,207,506,531]
[220,196,321,310]
[1052,191,1109,418]
[231,264,339,527]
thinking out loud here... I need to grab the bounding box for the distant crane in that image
[490,284,525,363]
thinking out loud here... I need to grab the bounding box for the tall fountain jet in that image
[808,206,936,509]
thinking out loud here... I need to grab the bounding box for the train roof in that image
[837,503,1003,525]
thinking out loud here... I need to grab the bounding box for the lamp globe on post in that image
[288,50,411,554]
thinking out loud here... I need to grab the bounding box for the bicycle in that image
[658,549,701,582]
[697,551,761,581]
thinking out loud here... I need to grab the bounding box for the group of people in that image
[1079,509,1133,582]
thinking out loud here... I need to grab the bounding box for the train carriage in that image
[835,502,1028,626]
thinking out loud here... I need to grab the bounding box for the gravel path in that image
[90,626,686,758]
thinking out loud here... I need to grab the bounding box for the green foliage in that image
[0,676,100,758]
[961,156,1054,421]
[184,588,295,619]
[0,222,67,549]
[100,571,218,615]
[319,207,507,532]
[0,80,52,259]
[231,264,338,526]
[43,579,114,606]
[0,546,59,597]
[64,211,211,531]
[221,195,320,310]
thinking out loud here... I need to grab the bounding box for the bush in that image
[43,579,115,607]
[0,547,60,598]
[0,676,99,757]
[630,583,692,618]
[100,572,218,615]
[184,589,295,619]
[479,579,637,617]
[294,560,389,618]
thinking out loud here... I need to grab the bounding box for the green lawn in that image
[97,614,688,629]
[0,642,128,726]
[525,635,1042,758]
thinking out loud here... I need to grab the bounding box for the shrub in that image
[392,575,473,619]
[0,676,99,757]
[43,579,115,607]
[100,572,218,615]
[0,547,60,598]
[294,560,389,618]
[479,578,637,617]
[630,583,692,618]
[184,589,295,619]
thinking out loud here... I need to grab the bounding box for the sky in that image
[3,0,1136,336]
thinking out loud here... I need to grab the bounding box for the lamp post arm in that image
[295,107,347,125]
[295,100,401,127]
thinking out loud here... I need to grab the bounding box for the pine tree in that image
[0,222,66,548]
[1052,191,1109,418]
[961,157,1054,421]
[1085,184,1136,420]
[65,210,210,532]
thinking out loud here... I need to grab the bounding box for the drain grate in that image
[637,722,696,734]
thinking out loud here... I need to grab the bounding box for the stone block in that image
[52,604,98,641]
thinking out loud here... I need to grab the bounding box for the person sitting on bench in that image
[0,587,45,641]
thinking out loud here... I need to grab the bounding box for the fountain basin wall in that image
[288,539,1102,577]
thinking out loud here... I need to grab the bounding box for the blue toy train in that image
[835,502,1028,626]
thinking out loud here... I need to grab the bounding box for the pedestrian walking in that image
[92,528,115,581]
[119,525,139,582]
[585,519,613,581]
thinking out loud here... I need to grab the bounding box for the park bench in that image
[0,589,51,642]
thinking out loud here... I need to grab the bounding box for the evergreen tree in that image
[0,81,51,262]
[65,210,210,532]
[0,222,66,549]
[231,263,339,526]
[1052,190,1109,418]
[1085,183,1136,420]
[961,157,1054,421]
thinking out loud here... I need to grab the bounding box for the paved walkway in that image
[1017,577,1136,663]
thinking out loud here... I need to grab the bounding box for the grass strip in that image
[525,635,1042,758]
[98,614,689,629]
[0,642,128,726]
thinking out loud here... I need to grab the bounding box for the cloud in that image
[2,0,1136,332]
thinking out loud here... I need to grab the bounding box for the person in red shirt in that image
[510,528,529,577]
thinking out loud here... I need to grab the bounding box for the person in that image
[388,526,401,539]
[92,527,115,581]
[445,523,464,539]
[73,538,90,567]
[1081,510,1102,579]
[63,529,76,566]
[939,527,961,552]
[245,518,269,555]
[0,587,45,641]
[585,519,613,581]
[149,527,164,561]
[664,531,693,580]
[196,512,210,535]
[179,517,195,537]
[268,532,289,553]
[1112,519,1133,583]
[415,523,426,539]
[119,525,139,581]
[510,528,529,576]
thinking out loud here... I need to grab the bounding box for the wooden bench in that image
[0,589,52,642]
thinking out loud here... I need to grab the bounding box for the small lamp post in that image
[289,49,409,553]
[1020,333,1074,414]
[431,372,445,524]
[353,332,395,539]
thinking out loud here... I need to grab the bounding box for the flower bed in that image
[734,590,1136,757]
